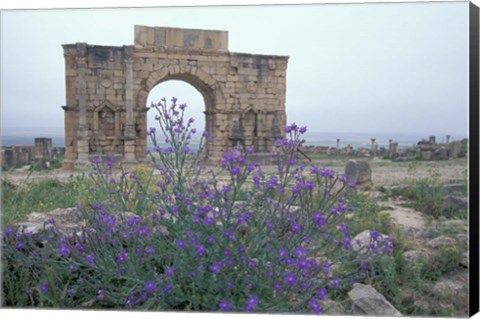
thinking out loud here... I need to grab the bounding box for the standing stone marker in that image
[345,159,373,190]
[62,25,289,169]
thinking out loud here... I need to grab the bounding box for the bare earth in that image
[2,157,468,188]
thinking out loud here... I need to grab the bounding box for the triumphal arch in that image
[62,25,289,169]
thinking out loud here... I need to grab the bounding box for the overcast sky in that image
[0,1,470,139]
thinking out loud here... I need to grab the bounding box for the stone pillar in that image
[450,141,461,158]
[429,136,436,145]
[336,138,340,150]
[123,46,137,163]
[75,43,89,165]
[370,138,377,156]
[446,135,451,144]
[34,138,53,160]
[389,142,398,159]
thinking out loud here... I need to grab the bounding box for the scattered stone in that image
[432,270,469,299]
[322,299,346,315]
[345,160,373,190]
[433,147,449,160]
[351,230,392,256]
[426,236,457,249]
[413,298,431,313]
[383,206,427,239]
[366,191,384,201]
[443,193,468,211]
[402,250,437,267]
[14,207,85,236]
[460,251,469,268]
[348,283,402,316]
[454,233,468,244]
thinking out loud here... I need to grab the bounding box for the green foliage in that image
[385,170,467,220]
[345,194,395,237]
[2,99,392,314]
[1,178,84,226]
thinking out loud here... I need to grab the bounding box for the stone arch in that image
[138,68,217,114]
[136,69,220,158]
[61,25,288,169]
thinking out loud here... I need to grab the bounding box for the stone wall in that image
[62,25,289,169]
[1,145,35,168]
[34,138,53,161]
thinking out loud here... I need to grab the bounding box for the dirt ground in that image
[2,157,468,188]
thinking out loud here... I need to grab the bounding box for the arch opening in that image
[146,80,206,151]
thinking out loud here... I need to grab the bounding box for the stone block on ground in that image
[426,236,457,249]
[345,159,373,190]
[402,250,438,267]
[348,283,402,316]
[14,207,85,236]
[351,229,393,256]
[443,192,468,211]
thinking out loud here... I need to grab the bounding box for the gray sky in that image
[0,1,470,138]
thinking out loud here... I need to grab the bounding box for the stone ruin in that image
[1,138,64,169]
[302,134,467,162]
[61,25,289,169]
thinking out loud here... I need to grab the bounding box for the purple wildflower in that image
[284,273,297,286]
[245,295,259,312]
[165,267,175,278]
[369,230,380,241]
[116,250,128,264]
[39,283,49,294]
[144,280,156,293]
[309,298,323,314]
[207,236,216,245]
[278,247,288,259]
[140,226,150,237]
[219,300,232,311]
[177,239,186,250]
[196,245,206,257]
[332,277,340,288]
[16,241,24,250]
[248,258,259,268]
[317,287,328,300]
[85,253,95,267]
[323,260,331,273]
[293,246,308,258]
[291,223,302,233]
[223,230,234,241]
[58,243,70,257]
[209,260,223,273]
[163,283,173,293]
[145,246,154,255]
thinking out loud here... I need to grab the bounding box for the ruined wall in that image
[62,25,289,169]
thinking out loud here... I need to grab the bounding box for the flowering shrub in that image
[2,97,391,313]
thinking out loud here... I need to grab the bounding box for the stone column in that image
[446,135,451,144]
[429,136,436,145]
[389,142,398,159]
[123,46,137,163]
[75,43,89,165]
[450,141,461,158]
